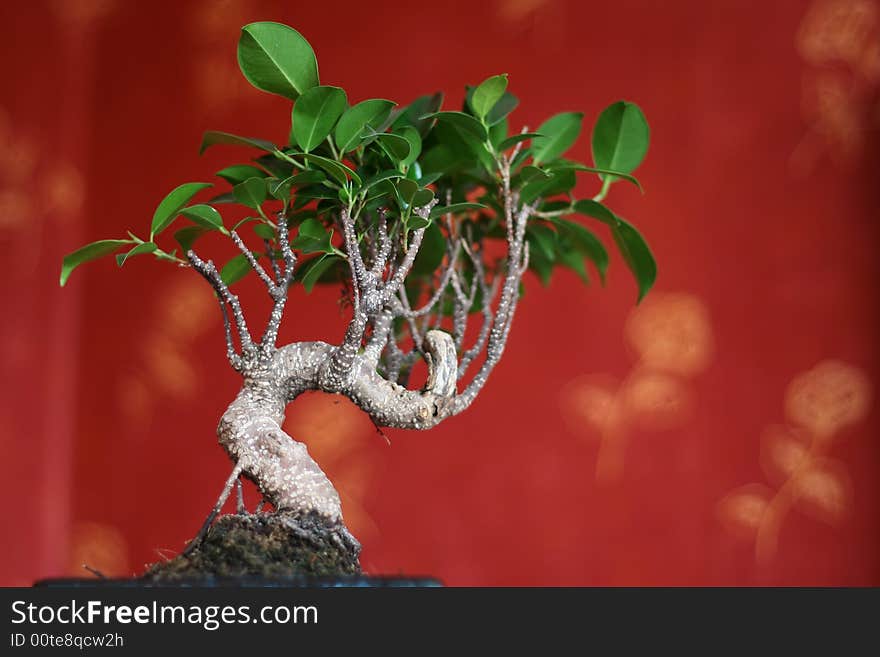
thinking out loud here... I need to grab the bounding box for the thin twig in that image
[182,462,244,557]
[263,237,282,283]
[82,564,106,578]
[230,230,277,294]
[188,249,254,355]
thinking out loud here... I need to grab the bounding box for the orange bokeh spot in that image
[717,484,773,540]
[784,360,872,440]
[68,522,129,578]
[559,374,622,437]
[792,458,851,524]
[623,369,692,430]
[797,0,878,66]
[759,424,812,485]
[625,292,713,377]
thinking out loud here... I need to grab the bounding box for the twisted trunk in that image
[218,331,460,528]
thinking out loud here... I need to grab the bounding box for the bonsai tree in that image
[60,22,654,575]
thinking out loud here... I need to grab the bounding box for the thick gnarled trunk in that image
[218,384,344,521]
[218,332,460,527]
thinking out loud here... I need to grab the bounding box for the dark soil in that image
[143,511,361,582]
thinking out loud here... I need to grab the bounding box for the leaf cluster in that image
[61,21,655,302]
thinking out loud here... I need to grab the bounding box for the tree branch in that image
[217,297,243,371]
[230,230,277,296]
[380,200,437,305]
[395,289,425,353]
[263,237,282,283]
[399,238,460,319]
[363,308,393,365]
[382,331,407,383]
[370,207,392,278]
[340,208,369,298]
[323,209,374,386]
[261,219,297,353]
[454,153,534,408]
[187,249,254,357]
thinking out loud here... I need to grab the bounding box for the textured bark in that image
[218,332,461,524]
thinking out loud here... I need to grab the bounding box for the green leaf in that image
[233,177,268,209]
[335,99,396,153]
[519,179,547,204]
[572,199,617,224]
[424,120,495,173]
[374,133,411,163]
[253,223,276,240]
[292,217,334,254]
[408,214,431,230]
[428,202,486,220]
[292,85,347,152]
[532,112,583,165]
[295,185,338,201]
[486,90,519,126]
[411,188,434,207]
[301,254,342,292]
[288,169,327,186]
[465,86,519,126]
[269,170,326,198]
[208,191,236,204]
[420,144,464,175]
[542,168,577,196]
[395,178,419,204]
[215,164,268,185]
[611,216,656,302]
[470,74,508,122]
[221,253,259,285]
[539,200,571,213]
[519,165,551,183]
[174,226,210,253]
[116,241,158,267]
[511,146,531,170]
[237,22,318,100]
[520,169,576,203]
[421,111,488,141]
[392,93,444,137]
[528,241,554,286]
[150,182,212,238]
[268,179,292,201]
[232,216,261,231]
[497,132,542,151]
[526,224,556,261]
[488,118,508,150]
[591,101,650,175]
[418,172,442,187]
[60,239,133,286]
[411,222,446,276]
[199,131,276,155]
[549,162,642,192]
[364,179,395,203]
[179,204,226,232]
[302,153,361,186]
[363,169,405,192]
[559,250,588,282]
[253,153,294,178]
[553,218,608,283]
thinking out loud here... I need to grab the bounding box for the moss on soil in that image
[143,511,360,582]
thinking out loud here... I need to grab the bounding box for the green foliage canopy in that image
[61,21,655,303]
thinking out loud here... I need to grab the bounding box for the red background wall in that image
[1,0,878,586]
